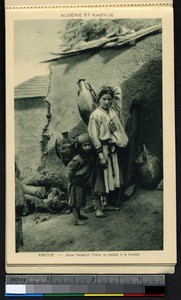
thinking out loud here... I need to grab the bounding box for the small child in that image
[67,133,93,225]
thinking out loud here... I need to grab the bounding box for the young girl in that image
[88,86,128,218]
[67,133,93,225]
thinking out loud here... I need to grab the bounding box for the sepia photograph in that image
[5,2,176,274]
[14,18,163,253]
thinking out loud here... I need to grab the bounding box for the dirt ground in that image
[20,187,163,252]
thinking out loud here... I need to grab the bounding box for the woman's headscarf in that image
[97,86,114,101]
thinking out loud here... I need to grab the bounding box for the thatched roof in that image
[15,75,50,99]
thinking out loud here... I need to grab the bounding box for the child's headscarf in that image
[77,133,91,145]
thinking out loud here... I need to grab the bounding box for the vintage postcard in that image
[5,0,176,274]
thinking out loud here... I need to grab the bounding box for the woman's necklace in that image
[98,107,118,139]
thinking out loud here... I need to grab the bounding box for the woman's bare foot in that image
[95,209,106,218]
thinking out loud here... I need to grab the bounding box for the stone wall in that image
[15,97,48,178]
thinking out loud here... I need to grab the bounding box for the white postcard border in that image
[5,5,176,273]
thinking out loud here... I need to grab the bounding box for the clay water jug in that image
[77,79,97,125]
[55,131,74,166]
[135,144,162,190]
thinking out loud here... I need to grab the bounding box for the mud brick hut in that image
[15,27,162,188]
[15,75,50,176]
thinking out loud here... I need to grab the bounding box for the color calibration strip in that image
[5,275,165,297]
[5,285,165,297]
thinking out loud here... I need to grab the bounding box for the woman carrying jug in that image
[88,86,128,218]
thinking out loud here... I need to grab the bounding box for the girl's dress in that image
[67,153,93,207]
[88,106,128,195]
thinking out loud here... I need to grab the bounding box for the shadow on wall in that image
[122,58,162,160]
[51,43,141,75]
[51,52,95,76]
